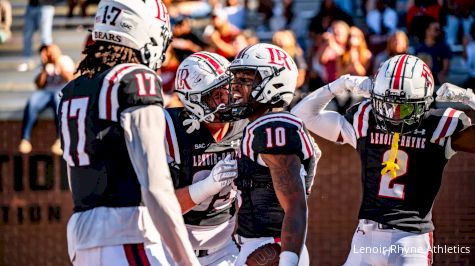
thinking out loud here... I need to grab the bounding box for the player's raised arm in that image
[291,75,371,148]
[436,83,475,153]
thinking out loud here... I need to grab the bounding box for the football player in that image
[292,54,475,265]
[165,52,246,265]
[224,43,320,266]
[59,0,199,265]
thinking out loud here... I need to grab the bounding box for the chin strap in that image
[381,132,400,179]
[182,104,226,134]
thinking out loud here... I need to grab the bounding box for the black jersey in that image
[59,63,164,213]
[164,108,247,226]
[235,112,317,238]
[345,100,471,233]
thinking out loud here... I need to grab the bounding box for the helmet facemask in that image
[178,76,232,123]
[371,90,433,134]
[223,65,288,121]
[222,67,263,121]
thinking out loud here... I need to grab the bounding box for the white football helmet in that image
[227,43,298,119]
[371,54,434,133]
[175,52,232,123]
[93,0,172,70]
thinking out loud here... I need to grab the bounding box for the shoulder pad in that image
[430,108,471,146]
[345,100,372,139]
[242,112,314,161]
[98,63,163,121]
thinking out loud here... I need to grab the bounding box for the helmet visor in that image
[371,95,428,127]
[374,100,416,120]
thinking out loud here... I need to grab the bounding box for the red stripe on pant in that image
[124,243,151,266]
[427,232,433,266]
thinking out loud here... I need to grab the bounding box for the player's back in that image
[345,100,471,233]
[60,63,164,256]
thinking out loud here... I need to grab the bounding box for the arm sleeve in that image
[291,86,357,148]
[120,105,199,266]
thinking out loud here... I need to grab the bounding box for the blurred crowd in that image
[0,0,474,153]
[158,0,475,111]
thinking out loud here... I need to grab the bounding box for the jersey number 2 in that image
[378,150,408,199]
[60,97,90,166]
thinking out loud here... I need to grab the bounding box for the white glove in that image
[328,74,372,98]
[436,83,475,109]
[279,251,299,266]
[188,155,238,204]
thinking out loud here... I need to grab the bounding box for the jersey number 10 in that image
[265,127,287,148]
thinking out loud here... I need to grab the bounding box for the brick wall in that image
[0,120,474,265]
[0,121,72,266]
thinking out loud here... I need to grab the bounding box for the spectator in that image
[463,23,475,89]
[406,0,441,42]
[18,44,75,155]
[204,10,240,59]
[335,26,372,113]
[373,30,409,74]
[307,0,352,89]
[307,20,350,111]
[366,0,398,54]
[338,26,372,76]
[415,17,452,85]
[171,15,206,62]
[256,0,272,31]
[268,0,293,32]
[17,0,56,72]
[443,0,474,48]
[220,0,245,29]
[67,0,88,18]
[316,20,350,83]
[272,30,307,107]
[0,0,12,44]
[308,0,353,40]
[232,29,259,57]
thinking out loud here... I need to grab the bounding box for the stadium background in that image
[1,0,475,265]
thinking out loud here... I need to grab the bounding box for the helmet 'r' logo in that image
[177,69,191,90]
[266,47,291,70]
[421,63,433,89]
[154,0,169,22]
